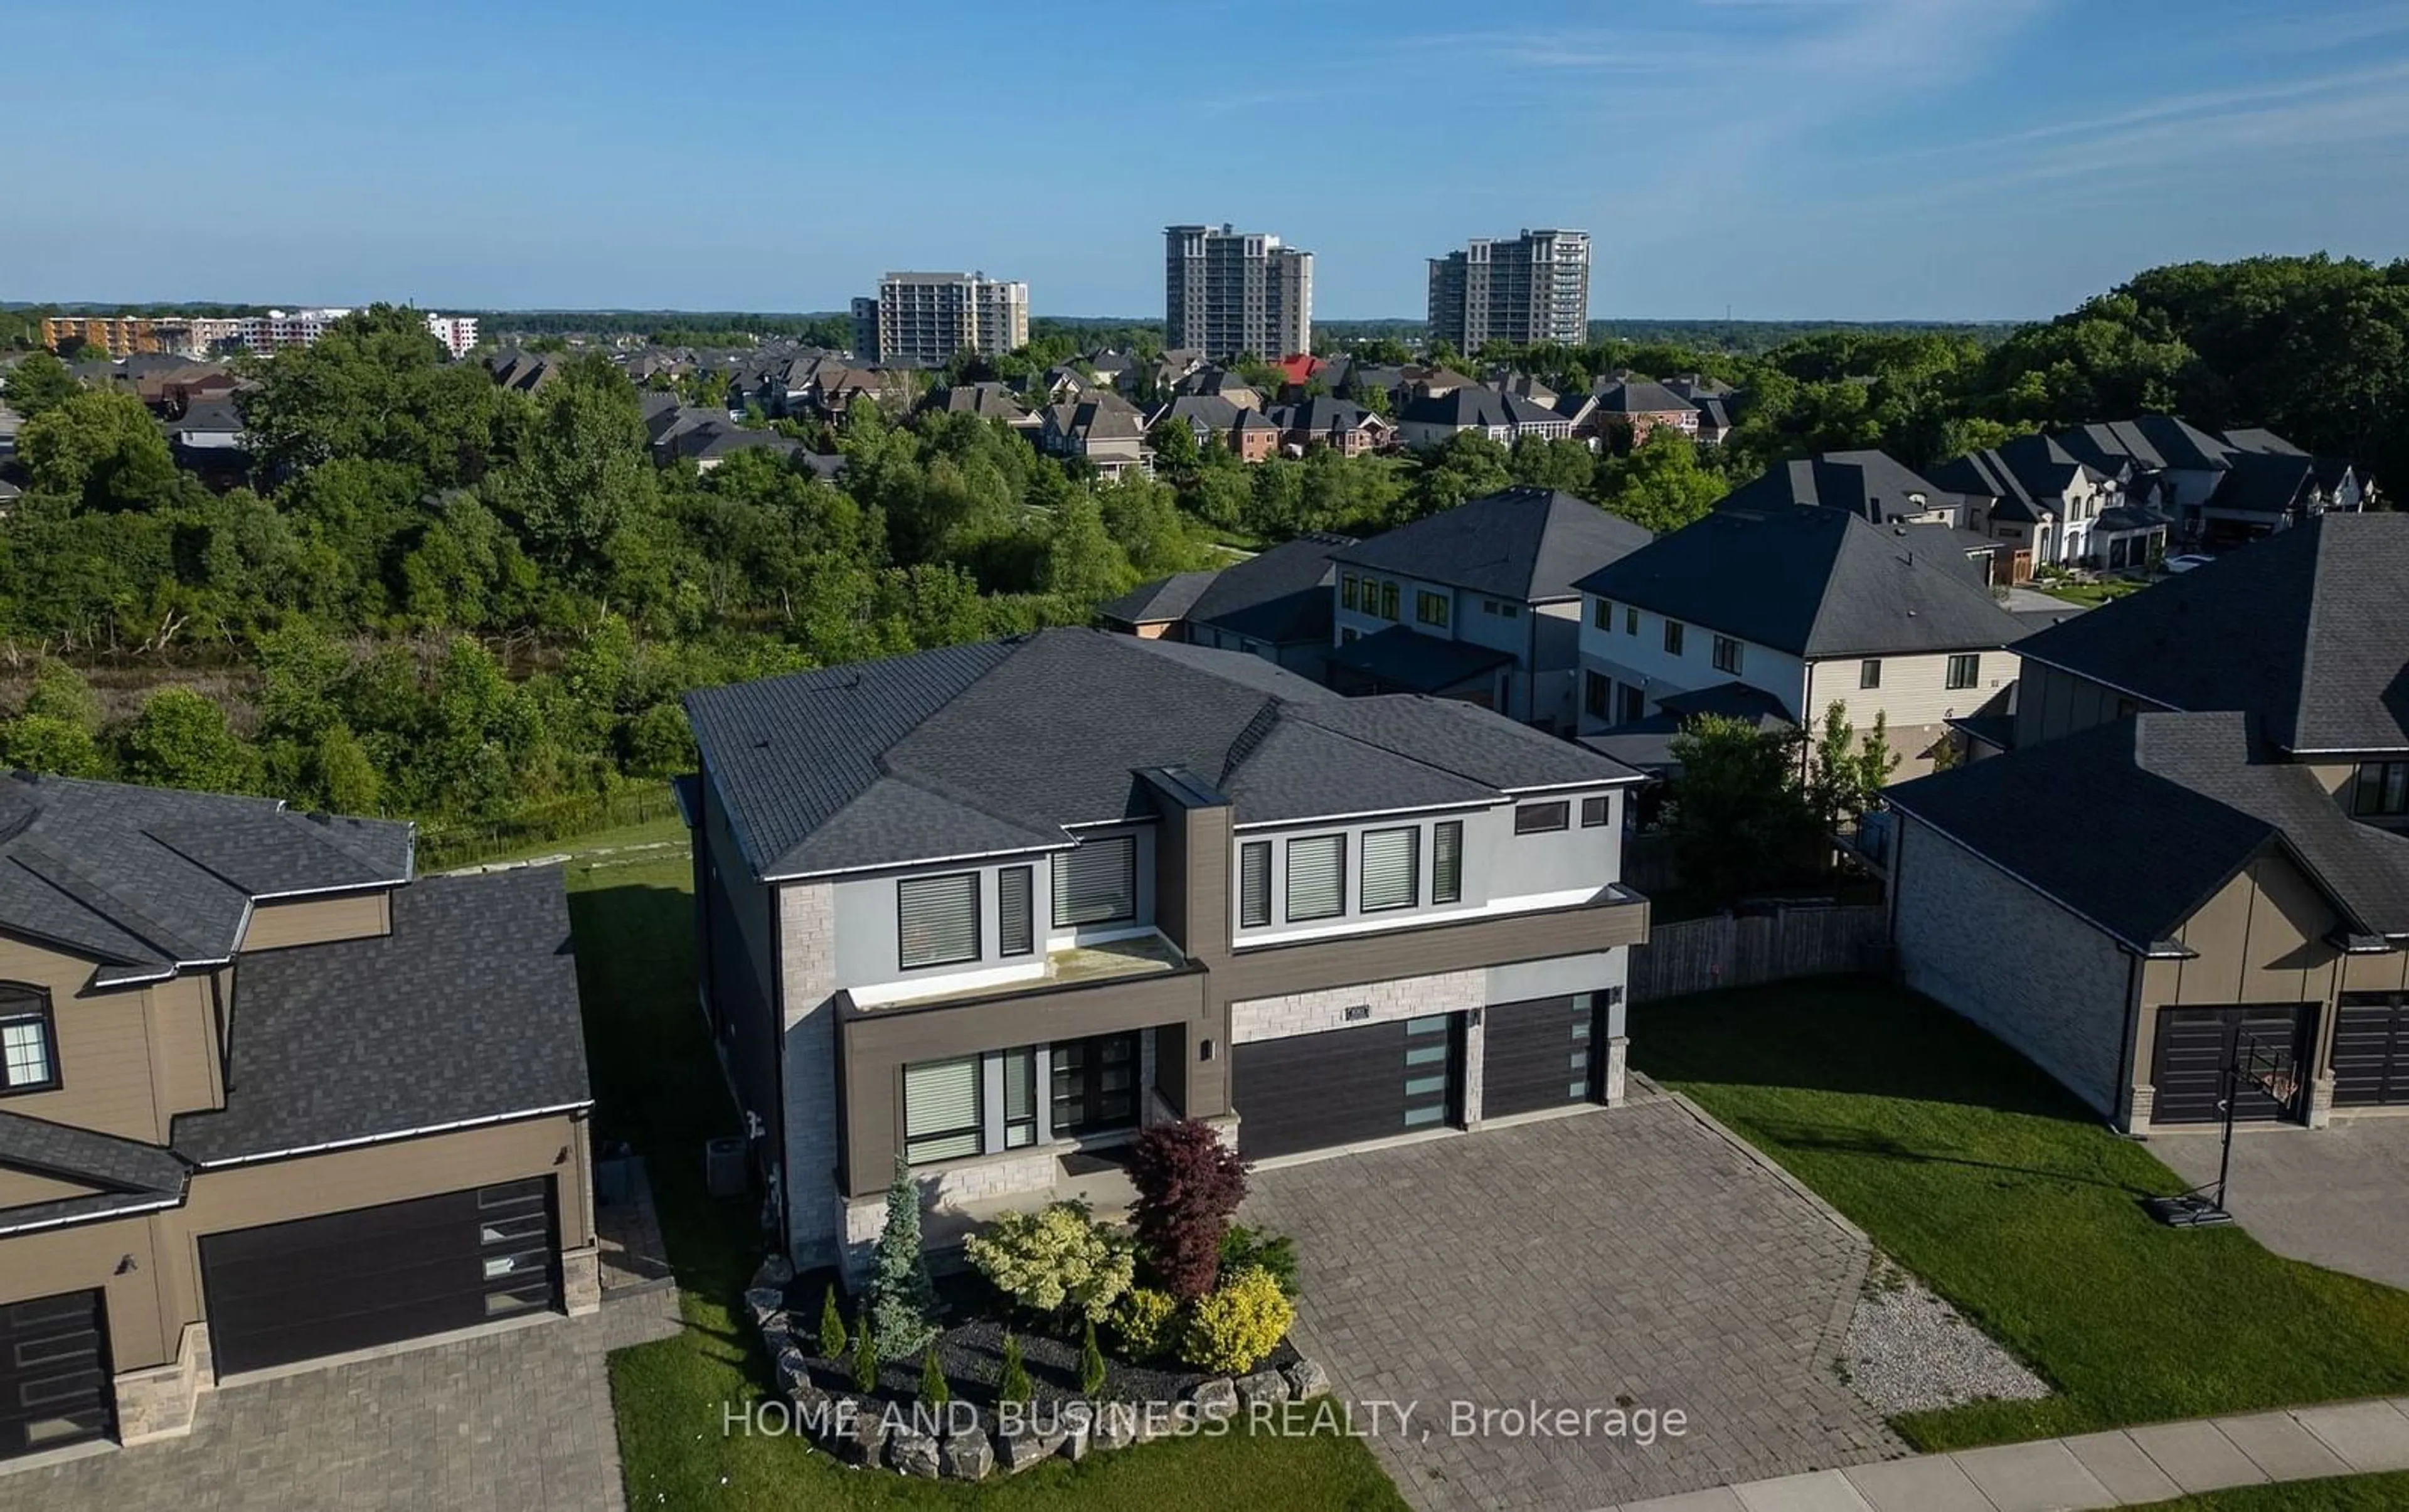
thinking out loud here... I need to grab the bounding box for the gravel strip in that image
[1838,1256,2050,1415]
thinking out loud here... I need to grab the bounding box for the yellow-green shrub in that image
[1110,1285,1181,1360]
[962,1201,1134,1324]
[1180,1266,1294,1375]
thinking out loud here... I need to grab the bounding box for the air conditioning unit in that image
[705,1136,750,1200]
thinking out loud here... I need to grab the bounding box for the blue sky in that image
[8,0,2408,320]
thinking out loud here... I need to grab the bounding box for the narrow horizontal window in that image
[1514,801,1570,834]
[898,872,981,969]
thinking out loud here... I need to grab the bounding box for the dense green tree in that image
[481,354,656,575]
[122,688,257,793]
[3,351,80,420]
[240,304,506,485]
[18,390,181,511]
[1664,715,1819,905]
[1597,429,1727,535]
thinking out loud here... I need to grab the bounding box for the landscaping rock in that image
[1284,1356,1331,1400]
[774,1346,811,1395]
[940,1428,994,1481]
[1091,1402,1140,1451]
[1189,1377,1239,1422]
[1058,1420,1091,1462]
[998,1425,1065,1474]
[888,1428,941,1479]
[749,1254,795,1293]
[1236,1369,1291,1409]
[841,1406,890,1467]
[743,1287,787,1331]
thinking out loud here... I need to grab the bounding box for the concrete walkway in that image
[1614,1396,2409,1511]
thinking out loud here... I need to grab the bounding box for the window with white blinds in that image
[1433,821,1464,904]
[1361,826,1419,912]
[998,866,1034,957]
[1053,835,1136,926]
[1001,1047,1037,1148]
[1285,834,1346,922]
[897,871,980,969]
[1238,841,1272,928]
[904,1057,981,1164]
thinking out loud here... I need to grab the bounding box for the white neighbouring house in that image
[1571,504,2033,778]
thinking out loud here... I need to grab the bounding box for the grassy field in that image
[561,843,1407,1509]
[1629,979,2409,1451]
[2129,1474,2409,1509]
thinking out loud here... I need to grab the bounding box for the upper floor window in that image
[1583,671,1611,721]
[0,989,56,1095]
[1712,636,1743,675]
[1945,653,1981,690]
[1341,574,1360,611]
[2354,761,2409,818]
[1624,605,1638,636]
[1238,841,1272,927]
[1054,836,1137,927]
[1285,834,1346,922]
[1416,591,1450,629]
[998,866,1034,957]
[1361,826,1420,912]
[1433,821,1464,904]
[1514,801,1570,834]
[898,873,981,969]
[1859,659,1882,689]
[1592,598,1612,631]
[1378,581,1401,620]
[1663,620,1686,656]
[1581,796,1610,828]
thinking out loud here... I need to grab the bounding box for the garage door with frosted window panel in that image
[905,1056,981,1163]
[1054,836,1135,926]
[1481,995,1597,1119]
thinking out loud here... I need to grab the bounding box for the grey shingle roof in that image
[1324,625,1515,694]
[1185,533,1354,645]
[1097,571,1217,627]
[1718,450,1970,526]
[1592,380,1698,416]
[1333,487,1652,603]
[2053,415,2235,476]
[0,1108,189,1235]
[1888,711,2409,952]
[1577,504,2029,659]
[0,775,411,982]
[2012,512,2409,754]
[687,629,1640,880]
[171,868,592,1165]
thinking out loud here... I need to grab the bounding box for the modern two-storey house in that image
[0,778,594,1464]
[682,629,1650,1275]
[1573,504,2031,777]
[1886,514,2409,1130]
[1324,487,1652,730]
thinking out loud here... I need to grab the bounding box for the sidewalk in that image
[1614,1396,2409,1511]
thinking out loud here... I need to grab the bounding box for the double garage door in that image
[1233,996,1603,1159]
[200,1179,560,1376]
[2150,1004,2315,1124]
[2334,993,2409,1108]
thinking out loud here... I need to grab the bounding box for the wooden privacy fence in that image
[1629,903,1889,1003]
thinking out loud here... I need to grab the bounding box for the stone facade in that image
[113,1322,211,1445]
[1603,1034,1629,1106]
[777,880,840,1264]
[560,1244,602,1316]
[1895,817,2133,1122]
[1229,967,1486,1043]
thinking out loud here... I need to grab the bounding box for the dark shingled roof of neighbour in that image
[1185,533,1354,646]
[1332,487,1652,603]
[171,868,592,1165]
[1888,711,2409,952]
[0,1108,191,1235]
[1592,379,1698,416]
[1716,450,1971,526]
[1097,571,1216,627]
[0,774,410,985]
[687,628,1641,879]
[1323,625,1516,695]
[2012,512,2409,754]
[1577,505,2028,659]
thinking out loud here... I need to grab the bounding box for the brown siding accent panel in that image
[0,1289,112,1461]
[198,1179,558,1375]
[237,891,393,953]
[2334,993,2408,1107]
[1481,996,1595,1119]
[2149,1004,2314,1124]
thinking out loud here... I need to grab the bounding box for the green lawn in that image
[563,847,1407,1509]
[1630,979,2409,1451]
[2038,577,2147,607]
[2129,1474,2409,1510]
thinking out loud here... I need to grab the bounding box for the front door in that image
[1051,1031,1141,1137]
[0,1290,112,1461]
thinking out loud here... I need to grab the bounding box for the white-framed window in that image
[898,873,980,969]
[903,1056,981,1164]
[1285,834,1346,922]
[1361,826,1420,912]
[1054,835,1136,926]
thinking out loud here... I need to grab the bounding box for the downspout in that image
[767,881,790,1252]
[2112,952,2142,1136]
[1526,600,1539,723]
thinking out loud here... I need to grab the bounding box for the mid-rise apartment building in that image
[423,313,480,359]
[851,272,1029,366]
[1164,224,1312,361]
[1427,230,1590,351]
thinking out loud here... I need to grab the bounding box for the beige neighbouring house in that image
[0,777,594,1464]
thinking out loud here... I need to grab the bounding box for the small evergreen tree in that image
[867,1158,940,1357]
[1079,1318,1107,1397]
[851,1312,879,1393]
[817,1284,848,1360]
[919,1344,950,1407]
[997,1333,1033,1406]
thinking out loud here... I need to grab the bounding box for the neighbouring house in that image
[1393,386,1575,449]
[485,348,561,395]
[1041,393,1153,480]
[0,776,595,1462]
[1573,504,2030,777]
[1328,487,1652,730]
[1588,379,1700,444]
[2051,415,2364,550]
[1718,450,1979,528]
[1097,533,1356,674]
[1169,368,1265,410]
[1689,395,1736,445]
[1885,709,2409,1131]
[1144,395,1279,462]
[163,398,245,451]
[1928,434,2169,578]
[1268,396,1393,457]
[681,628,1651,1273]
[920,381,1041,432]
